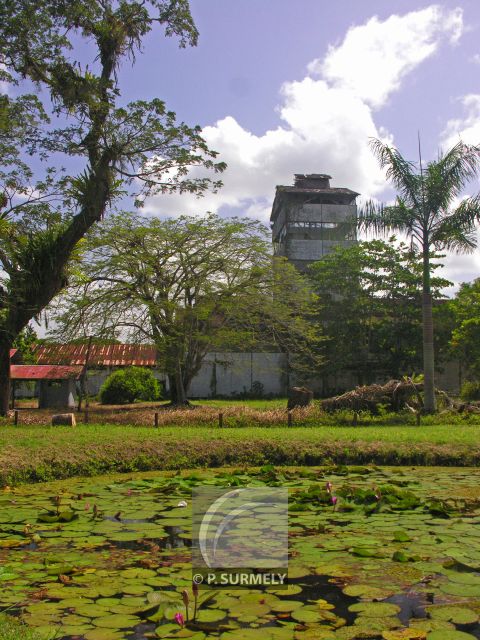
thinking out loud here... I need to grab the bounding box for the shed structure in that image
[32,343,162,399]
[10,365,83,409]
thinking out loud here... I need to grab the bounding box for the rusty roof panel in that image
[11,365,84,380]
[9,349,18,358]
[34,344,158,367]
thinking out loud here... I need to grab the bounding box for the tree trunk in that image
[422,244,436,413]
[0,339,12,417]
[167,359,189,406]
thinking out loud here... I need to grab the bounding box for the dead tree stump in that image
[52,413,77,427]
[288,387,313,410]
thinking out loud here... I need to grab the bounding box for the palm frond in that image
[426,142,480,213]
[431,194,480,252]
[369,138,422,209]
[358,198,418,237]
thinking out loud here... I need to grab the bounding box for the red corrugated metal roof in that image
[34,344,158,367]
[9,349,18,358]
[11,365,83,381]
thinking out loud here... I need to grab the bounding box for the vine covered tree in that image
[51,214,321,405]
[360,139,480,412]
[0,0,225,415]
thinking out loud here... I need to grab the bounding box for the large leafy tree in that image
[51,214,321,405]
[308,239,451,392]
[360,139,480,412]
[448,278,480,380]
[0,0,225,415]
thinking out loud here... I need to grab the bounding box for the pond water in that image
[1,465,480,639]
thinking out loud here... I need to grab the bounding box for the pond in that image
[1,465,480,640]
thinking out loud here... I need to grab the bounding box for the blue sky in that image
[5,1,480,290]
[120,0,480,290]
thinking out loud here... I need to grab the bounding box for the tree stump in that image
[287,386,313,410]
[52,413,77,427]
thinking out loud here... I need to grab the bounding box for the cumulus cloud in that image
[441,94,480,148]
[309,6,463,109]
[144,5,464,224]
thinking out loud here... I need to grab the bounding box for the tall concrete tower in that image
[270,174,359,272]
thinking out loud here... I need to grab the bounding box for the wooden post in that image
[84,408,89,424]
[416,412,421,426]
[287,410,292,427]
[353,411,358,426]
[154,412,159,427]
[14,410,18,426]
[218,412,223,428]
[10,381,16,410]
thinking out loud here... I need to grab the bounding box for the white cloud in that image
[441,94,480,148]
[144,5,464,224]
[442,237,480,293]
[309,6,463,109]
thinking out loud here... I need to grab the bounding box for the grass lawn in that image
[1,420,480,486]
[0,615,41,640]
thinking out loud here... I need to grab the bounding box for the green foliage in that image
[308,238,450,388]
[0,0,225,414]
[361,138,480,413]
[99,367,161,404]
[460,381,480,402]
[449,278,480,377]
[52,213,321,404]
[12,325,37,364]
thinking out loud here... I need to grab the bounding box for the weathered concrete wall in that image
[188,352,288,398]
[436,360,462,394]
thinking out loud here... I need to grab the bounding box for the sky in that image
[5,1,480,293]
[112,0,480,293]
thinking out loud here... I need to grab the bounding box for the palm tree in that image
[360,139,480,413]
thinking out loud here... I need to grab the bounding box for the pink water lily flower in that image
[326,482,333,494]
[331,495,338,506]
[174,612,185,627]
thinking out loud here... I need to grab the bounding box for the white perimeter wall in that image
[189,352,287,398]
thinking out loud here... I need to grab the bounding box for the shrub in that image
[99,367,161,404]
[460,380,480,402]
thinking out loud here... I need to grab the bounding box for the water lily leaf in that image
[425,631,477,640]
[59,623,95,635]
[427,606,478,625]
[75,603,111,618]
[382,629,426,639]
[291,607,323,623]
[393,531,412,542]
[350,546,384,558]
[84,629,126,640]
[156,623,180,638]
[270,599,303,612]
[92,613,140,628]
[197,608,226,622]
[410,620,455,633]
[0,539,28,548]
[343,584,394,600]
[349,602,401,617]
[440,582,480,597]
